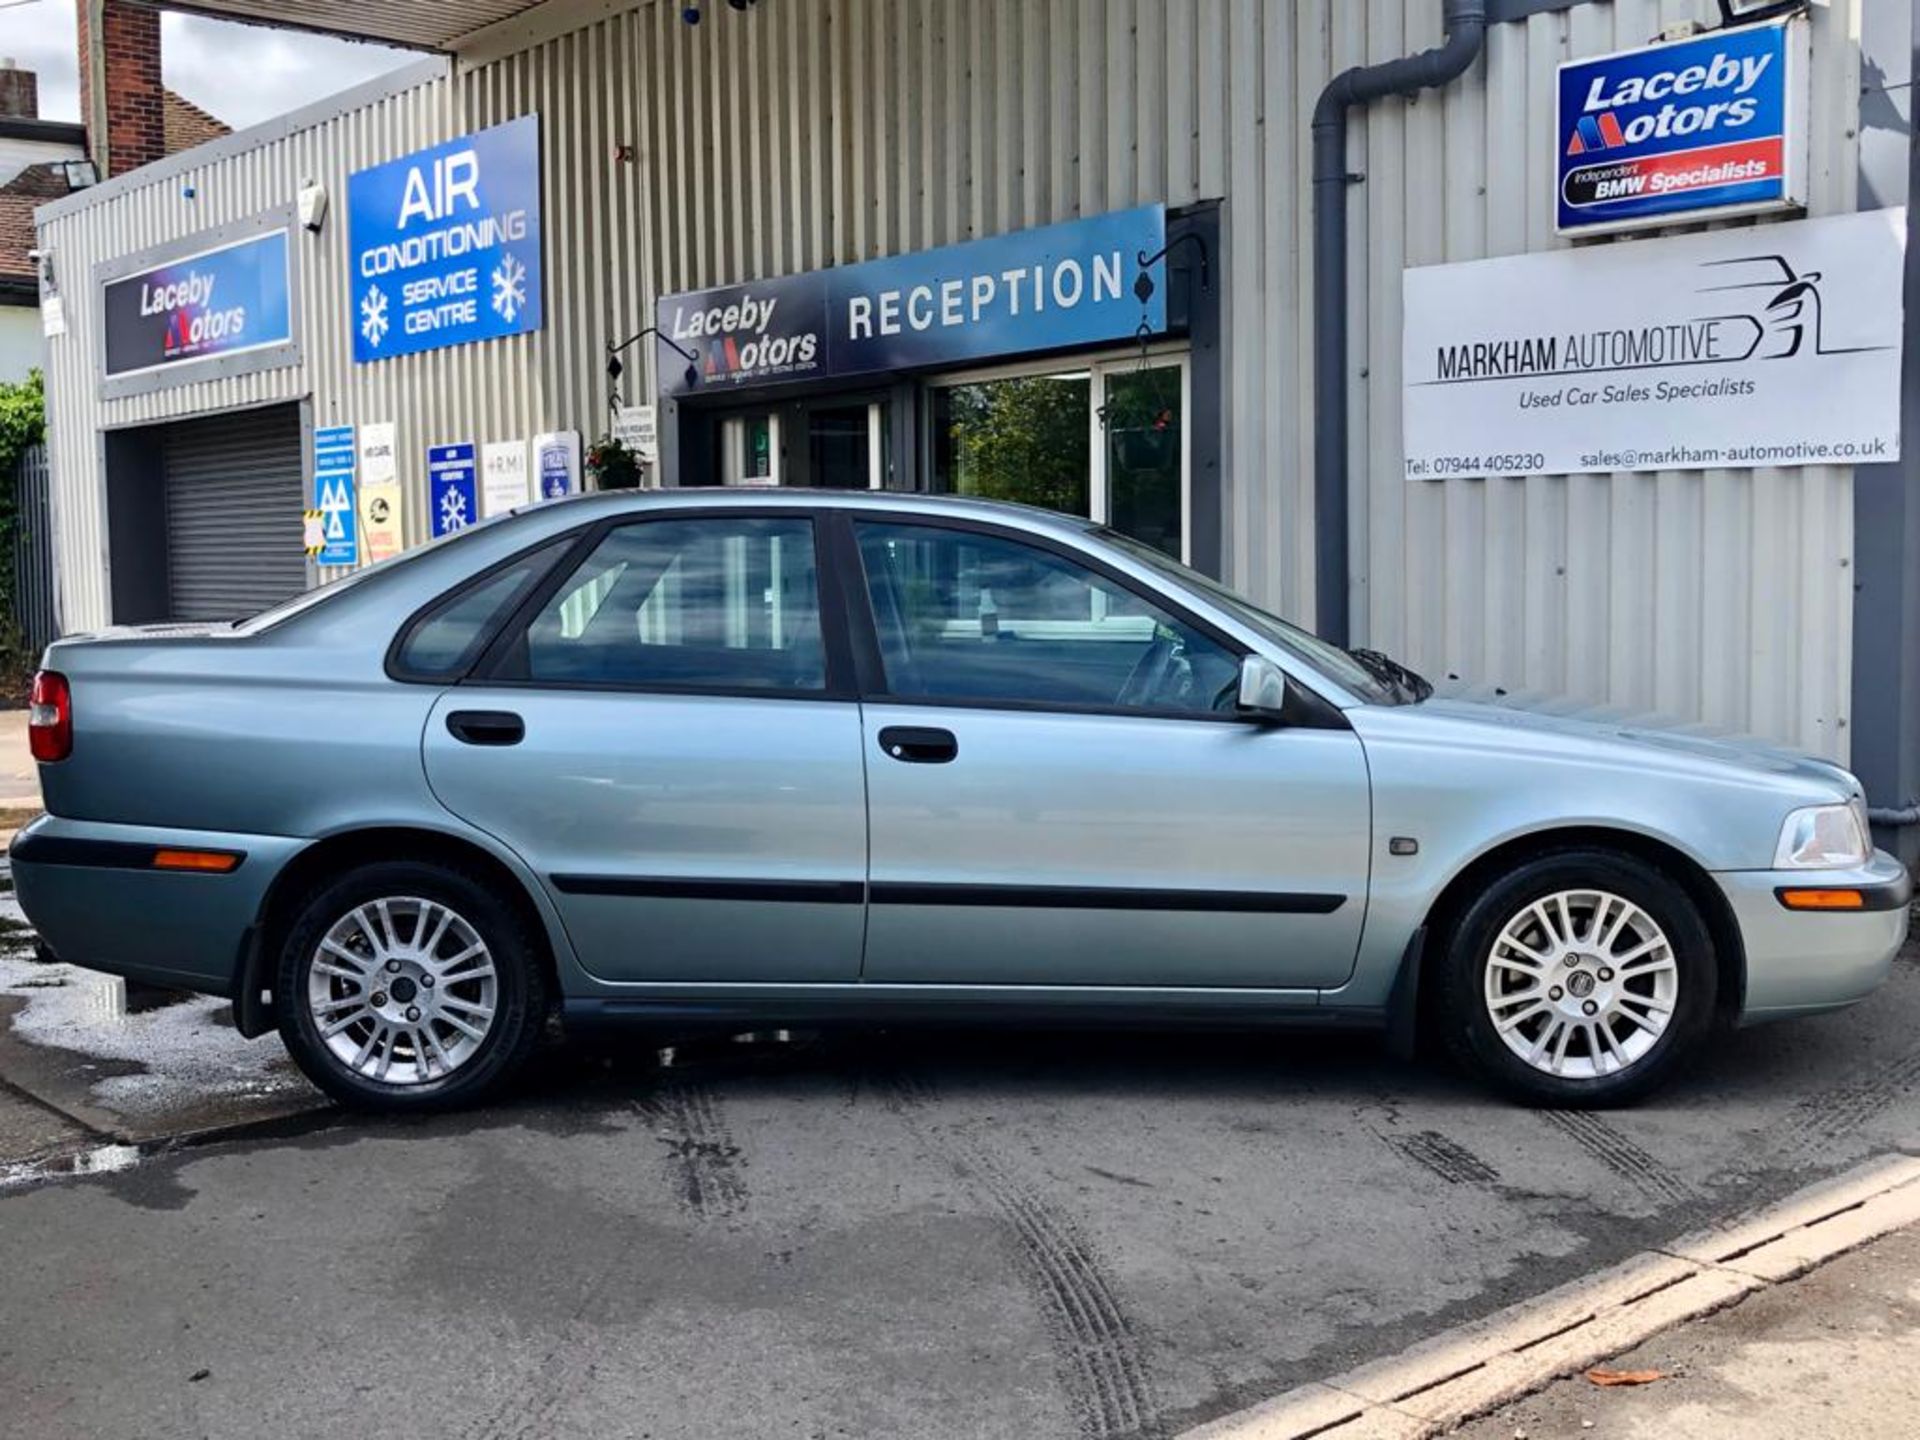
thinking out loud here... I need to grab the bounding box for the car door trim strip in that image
[550,875,867,904]
[868,882,1345,914]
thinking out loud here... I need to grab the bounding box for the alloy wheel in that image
[305,897,499,1085]
[1481,888,1678,1080]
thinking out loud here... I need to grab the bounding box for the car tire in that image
[275,860,547,1112]
[1433,848,1719,1108]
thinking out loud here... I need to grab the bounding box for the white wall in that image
[0,305,42,382]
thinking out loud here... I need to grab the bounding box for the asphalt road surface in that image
[4,945,1920,1440]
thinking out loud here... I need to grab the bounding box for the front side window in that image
[855,521,1239,715]
[498,516,826,692]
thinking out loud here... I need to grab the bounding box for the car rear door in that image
[419,508,869,984]
[841,514,1371,990]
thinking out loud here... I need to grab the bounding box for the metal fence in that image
[13,444,57,656]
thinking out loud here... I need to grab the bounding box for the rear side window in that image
[393,539,570,681]
[496,516,826,693]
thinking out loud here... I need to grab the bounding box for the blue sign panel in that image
[656,204,1168,396]
[428,443,479,537]
[312,425,358,567]
[348,114,543,363]
[1557,18,1804,235]
[102,229,292,378]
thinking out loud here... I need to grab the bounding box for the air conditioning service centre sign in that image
[1557,16,1808,235]
[348,114,543,362]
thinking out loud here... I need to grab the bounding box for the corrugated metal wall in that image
[37,0,1866,756]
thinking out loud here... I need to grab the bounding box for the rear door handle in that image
[447,710,525,747]
[878,726,957,764]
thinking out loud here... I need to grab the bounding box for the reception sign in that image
[1403,209,1904,479]
[656,205,1167,396]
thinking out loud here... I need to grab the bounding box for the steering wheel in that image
[1116,636,1183,709]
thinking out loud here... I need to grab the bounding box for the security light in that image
[58,159,97,190]
[1715,0,1804,26]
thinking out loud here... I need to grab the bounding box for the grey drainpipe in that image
[1311,0,1488,645]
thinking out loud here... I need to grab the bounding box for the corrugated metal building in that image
[27,1,1917,808]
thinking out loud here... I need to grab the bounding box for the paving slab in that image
[1452,1223,1920,1440]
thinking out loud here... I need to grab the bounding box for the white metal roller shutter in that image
[163,407,307,621]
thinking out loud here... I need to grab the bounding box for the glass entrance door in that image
[711,397,890,490]
[927,350,1190,560]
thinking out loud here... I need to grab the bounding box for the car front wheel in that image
[276,861,546,1111]
[1435,849,1719,1107]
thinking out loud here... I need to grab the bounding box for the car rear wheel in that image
[1435,849,1719,1107]
[276,861,546,1111]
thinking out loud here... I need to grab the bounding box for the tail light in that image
[28,670,71,763]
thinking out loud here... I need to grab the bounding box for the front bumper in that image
[9,814,301,998]
[1719,849,1912,1022]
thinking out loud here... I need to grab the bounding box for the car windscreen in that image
[1094,529,1402,705]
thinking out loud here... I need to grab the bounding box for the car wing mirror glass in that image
[1236,654,1292,721]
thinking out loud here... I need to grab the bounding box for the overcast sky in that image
[0,0,419,130]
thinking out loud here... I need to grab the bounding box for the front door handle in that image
[447,710,525,747]
[878,726,958,764]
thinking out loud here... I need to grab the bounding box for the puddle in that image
[0,1141,144,1191]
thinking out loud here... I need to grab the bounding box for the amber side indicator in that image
[1778,888,1866,911]
[151,849,242,874]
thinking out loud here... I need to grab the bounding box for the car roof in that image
[527,486,1102,536]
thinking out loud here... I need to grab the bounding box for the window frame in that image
[384,526,593,685]
[924,343,1192,563]
[827,509,1265,727]
[473,508,856,701]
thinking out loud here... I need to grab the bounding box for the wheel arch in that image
[1412,825,1746,1036]
[236,825,562,1038]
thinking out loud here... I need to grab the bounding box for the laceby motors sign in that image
[1557,17,1808,235]
[655,205,1167,396]
[1403,209,1905,480]
[101,229,292,379]
[348,115,543,363]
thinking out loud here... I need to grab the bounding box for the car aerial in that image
[10,489,1909,1111]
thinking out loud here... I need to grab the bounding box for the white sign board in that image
[532,430,581,500]
[613,405,657,465]
[358,421,398,486]
[1402,208,1904,480]
[481,439,531,517]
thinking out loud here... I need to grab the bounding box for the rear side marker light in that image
[151,849,242,874]
[1778,888,1866,911]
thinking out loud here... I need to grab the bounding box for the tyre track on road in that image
[1536,1109,1696,1206]
[638,1081,749,1221]
[1769,1044,1920,1170]
[1379,1128,1501,1186]
[883,1071,1162,1440]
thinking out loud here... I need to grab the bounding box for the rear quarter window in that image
[390,538,572,682]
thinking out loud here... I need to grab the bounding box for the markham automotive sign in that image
[1402,209,1904,480]
[1557,17,1808,235]
[101,229,292,378]
[655,205,1167,396]
[348,114,542,363]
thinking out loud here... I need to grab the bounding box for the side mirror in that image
[1236,654,1292,722]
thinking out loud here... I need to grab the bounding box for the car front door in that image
[419,509,868,985]
[845,516,1371,990]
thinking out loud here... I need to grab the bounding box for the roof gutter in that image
[1311,0,1488,645]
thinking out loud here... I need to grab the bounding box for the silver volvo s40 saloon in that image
[11,491,1908,1110]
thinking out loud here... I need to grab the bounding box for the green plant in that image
[0,371,45,697]
[586,434,643,490]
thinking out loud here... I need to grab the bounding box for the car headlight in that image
[1774,801,1871,869]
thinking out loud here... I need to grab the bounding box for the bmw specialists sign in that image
[347,115,543,363]
[1557,17,1808,236]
